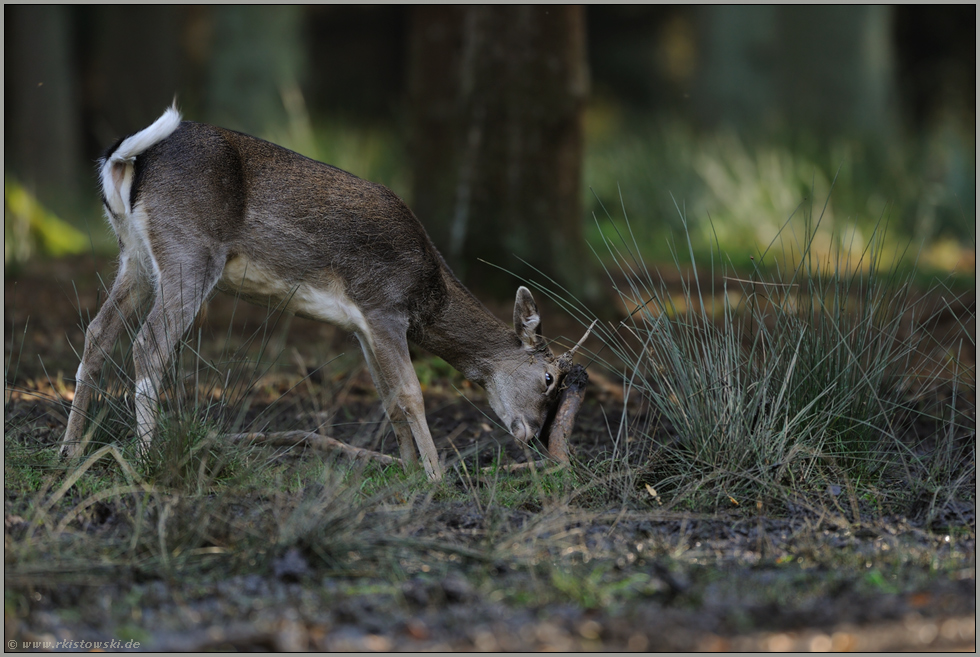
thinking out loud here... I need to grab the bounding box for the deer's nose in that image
[510,418,532,444]
[510,417,543,445]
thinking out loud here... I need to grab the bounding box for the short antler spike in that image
[557,320,597,373]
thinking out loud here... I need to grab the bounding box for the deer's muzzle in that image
[510,417,539,445]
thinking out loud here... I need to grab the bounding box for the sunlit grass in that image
[582,104,975,278]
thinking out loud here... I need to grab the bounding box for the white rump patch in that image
[101,104,182,218]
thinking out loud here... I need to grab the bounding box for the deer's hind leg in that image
[62,252,152,459]
[132,250,225,455]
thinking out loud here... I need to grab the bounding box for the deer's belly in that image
[218,255,369,334]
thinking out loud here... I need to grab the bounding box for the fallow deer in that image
[61,106,590,481]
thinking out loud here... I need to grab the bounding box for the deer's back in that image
[131,121,448,327]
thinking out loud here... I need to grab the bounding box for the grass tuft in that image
[575,187,974,521]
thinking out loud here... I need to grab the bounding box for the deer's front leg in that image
[357,320,443,481]
[63,255,149,459]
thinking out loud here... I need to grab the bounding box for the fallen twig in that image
[224,431,403,467]
[479,459,567,475]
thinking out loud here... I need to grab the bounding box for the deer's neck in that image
[412,273,519,388]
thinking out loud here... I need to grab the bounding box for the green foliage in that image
[4,176,88,269]
[3,433,61,493]
[582,107,975,272]
[348,460,414,497]
[447,458,582,511]
[412,356,464,390]
[548,562,652,609]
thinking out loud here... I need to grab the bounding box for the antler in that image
[557,320,597,373]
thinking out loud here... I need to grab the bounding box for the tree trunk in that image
[5,5,81,216]
[694,6,895,137]
[408,6,591,298]
[82,6,183,143]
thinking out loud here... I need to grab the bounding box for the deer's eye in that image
[545,372,554,388]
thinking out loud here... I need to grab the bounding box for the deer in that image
[61,105,591,481]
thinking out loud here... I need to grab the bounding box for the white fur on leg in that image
[134,377,157,454]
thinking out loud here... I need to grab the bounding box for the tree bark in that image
[408,6,591,298]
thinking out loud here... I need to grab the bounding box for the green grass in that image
[545,181,975,521]
[5,215,972,528]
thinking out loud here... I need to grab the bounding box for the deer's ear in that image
[514,286,541,348]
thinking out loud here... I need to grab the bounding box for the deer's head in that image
[484,286,592,445]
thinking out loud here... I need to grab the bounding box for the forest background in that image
[5,5,975,293]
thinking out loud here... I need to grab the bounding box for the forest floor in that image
[4,255,975,651]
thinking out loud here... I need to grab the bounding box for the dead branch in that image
[224,431,403,467]
[478,459,567,475]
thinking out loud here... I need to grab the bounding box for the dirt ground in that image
[4,256,976,651]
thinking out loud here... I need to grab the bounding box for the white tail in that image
[100,105,181,218]
[62,106,589,481]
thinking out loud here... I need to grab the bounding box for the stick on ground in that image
[224,431,404,467]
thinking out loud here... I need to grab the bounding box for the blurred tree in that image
[893,5,975,130]
[205,5,304,136]
[304,6,408,121]
[694,6,896,137]
[5,5,82,216]
[408,6,595,300]
[586,6,697,112]
[4,5,973,262]
[80,6,183,146]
